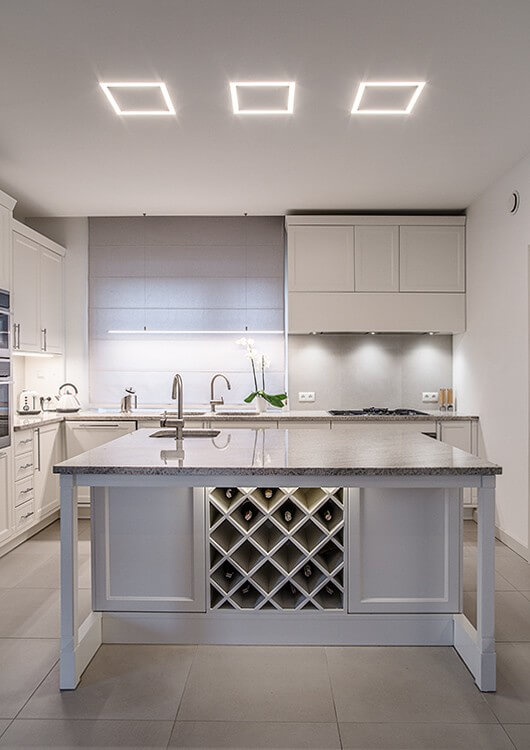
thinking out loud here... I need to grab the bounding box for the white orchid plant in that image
[236,337,287,409]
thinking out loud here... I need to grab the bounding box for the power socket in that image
[298,391,315,403]
[422,392,438,403]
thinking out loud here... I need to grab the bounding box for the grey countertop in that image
[53,425,500,478]
[15,407,478,431]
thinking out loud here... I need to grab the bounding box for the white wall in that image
[454,153,530,555]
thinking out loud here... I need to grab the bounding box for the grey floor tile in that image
[20,645,195,721]
[14,552,92,590]
[0,588,92,638]
[0,550,57,589]
[339,722,514,749]
[503,724,530,750]
[0,639,58,719]
[463,556,515,592]
[0,723,10,741]
[464,591,530,641]
[495,554,530,591]
[0,718,173,748]
[484,643,530,723]
[178,646,335,723]
[326,647,496,724]
[169,721,341,749]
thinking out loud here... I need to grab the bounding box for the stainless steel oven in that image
[0,290,10,357]
[0,357,10,449]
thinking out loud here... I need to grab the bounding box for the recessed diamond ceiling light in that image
[229,81,295,115]
[351,81,426,115]
[99,82,176,116]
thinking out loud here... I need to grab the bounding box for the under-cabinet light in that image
[12,351,54,358]
[229,81,295,114]
[351,81,426,115]
[106,329,284,335]
[99,82,176,116]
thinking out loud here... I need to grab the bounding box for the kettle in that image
[55,383,81,413]
[18,390,41,415]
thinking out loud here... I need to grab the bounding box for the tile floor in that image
[0,520,529,748]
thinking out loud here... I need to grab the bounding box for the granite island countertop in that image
[53,425,500,478]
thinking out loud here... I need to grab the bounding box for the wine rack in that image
[208,487,345,611]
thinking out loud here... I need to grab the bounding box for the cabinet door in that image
[0,448,12,544]
[40,249,64,353]
[92,486,206,612]
[34,424,63,519]
[400,226,465,292]
[439,421,471,452]
[0,206,12,292]
[13,233,41,351]
[354,225,399,292]
[288,226,354,292]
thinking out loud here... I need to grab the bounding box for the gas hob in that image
[328,407,429,416]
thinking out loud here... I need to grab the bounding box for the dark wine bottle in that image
[224,488,237,500]
[241,583,250,595]
[289,583,297,596]
[303,564,313,578]
[283,508,293,523]
[325,584,335,596]
[224,564,235,581]
[264,488,274,499]
[243,505,254,522]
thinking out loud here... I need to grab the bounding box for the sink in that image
[149,429,221,438]
[212,410,258,416]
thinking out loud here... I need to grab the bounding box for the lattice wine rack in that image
[209,487,345,611]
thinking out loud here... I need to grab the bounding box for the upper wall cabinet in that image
[12,222,65,354]
[286,216,466,334]
[354,225,399,292]
[0,189,16,292]
[287,226,354,292]
[399,226,465,292]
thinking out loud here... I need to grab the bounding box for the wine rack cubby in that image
[208,487,345,611]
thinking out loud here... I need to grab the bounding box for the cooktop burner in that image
[328,407,429,416]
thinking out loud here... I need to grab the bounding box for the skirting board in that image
[0,511,59,559]
[102,611,455,646]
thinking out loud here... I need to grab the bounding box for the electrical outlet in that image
[422,392,438,403]
[298,391,315,402]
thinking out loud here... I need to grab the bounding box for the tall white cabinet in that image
[0,190,16,292]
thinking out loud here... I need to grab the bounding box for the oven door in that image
[0,358,11,449]
[0,311,9,358]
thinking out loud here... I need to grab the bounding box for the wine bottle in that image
[264,488,274,499]
[303,564,312,578]
[323,506,333,522]
[224,564,235,581]
[243,505,254,522]
[283,508,293,523]
[241,583,250,595]
[289,583,297,596]
[325,584,334,596]
[224,488,237,500]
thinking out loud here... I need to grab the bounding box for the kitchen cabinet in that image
[439,420,475,507]
[92,485,206,612]
[399,226,465,292]
[287,225,354,292]
[0,189,16,292]
[34,423,63,519]
[354,225,399,292]
[0,448,13,544]
[12,222,65,354]
[65,421,136,506]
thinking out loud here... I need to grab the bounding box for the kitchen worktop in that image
[54,425,499,477]
[15,407,478,431]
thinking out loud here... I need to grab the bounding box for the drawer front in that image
[15,500,35,529]
[15,477,35,508]
[14,453,34,482]
[14,431,34,456]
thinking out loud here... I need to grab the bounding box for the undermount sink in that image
[212,410,258,416]
[149,429,221,438]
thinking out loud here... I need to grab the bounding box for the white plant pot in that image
[255,395,267,414]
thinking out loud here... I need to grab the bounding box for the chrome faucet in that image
[160,373,184,441]
[210,373,231,412]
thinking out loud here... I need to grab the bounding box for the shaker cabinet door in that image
[354,225,399,292]
[40,248,64,353]
[288,226,354,292]
[400,226,465,292]
[13,233,41,351]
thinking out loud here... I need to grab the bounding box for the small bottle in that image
[321,505,333,523]
[283,509,293,523]
[303,564,312,578]
[243,505,254,523]
[224,488,237,500]
[263,488,274,499]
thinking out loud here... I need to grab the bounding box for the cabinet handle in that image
[36,428,41,472]
[19,438,33,445]
[21,511,34,520]
[40,327,47,351]
[19,463,32,470]
[13,322,19,350]
[20,487,33,495]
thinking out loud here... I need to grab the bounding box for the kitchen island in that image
[54,425,501,692]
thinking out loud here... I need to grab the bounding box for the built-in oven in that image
[0,289,10,357]
[0,357,10,449]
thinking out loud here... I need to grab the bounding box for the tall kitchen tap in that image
[210,373,231,412]
[160,373,185,441]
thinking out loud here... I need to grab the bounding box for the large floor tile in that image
[0,718,173,748]
[0,550,57,589]
[0,639,58,719]
[464,591,530,641]
[326,647,496,724]
[0,588,92,638]
[495,554,530,591]
[339,722,513,749]
[14,552,92,590]
[0,723,10,741]
[20,645,195,721]
[169,721,341,749]
[503,724,530,750]
[463,556,515,592]
[177,646,335,723]
[484,643,530,723]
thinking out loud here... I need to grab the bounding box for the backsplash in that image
[88,216,285,406]
[288,334,453,411]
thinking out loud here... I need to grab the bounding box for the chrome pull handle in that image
[21,511,34,520]
[20,487,33,495]
[19,463,32,470]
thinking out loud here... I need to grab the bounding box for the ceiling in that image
[1,0,530,217]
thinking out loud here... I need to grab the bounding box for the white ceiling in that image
[1,0,530,217]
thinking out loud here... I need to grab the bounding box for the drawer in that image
[14,453,34,482]
[14,477,34,508]
[15,500,35,530]
[14,430,34,456]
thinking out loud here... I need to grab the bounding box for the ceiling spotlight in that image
[229,81,295,114]
[99,82,176,116]
[351,81,426,115]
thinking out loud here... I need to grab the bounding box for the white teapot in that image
[55,383,81,413]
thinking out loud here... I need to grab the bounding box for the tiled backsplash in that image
[89,216,285,406]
